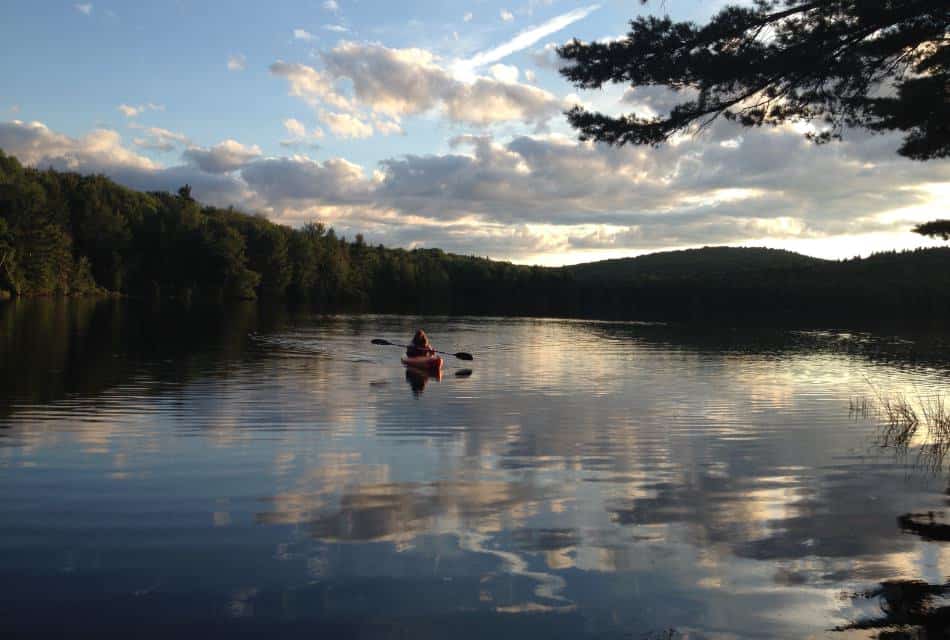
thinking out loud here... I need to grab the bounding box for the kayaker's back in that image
[407,329,433,358]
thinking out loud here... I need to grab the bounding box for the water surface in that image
[2,300,949,638]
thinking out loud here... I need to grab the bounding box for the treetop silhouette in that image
[914,220,950,240]
[558,0,949,160]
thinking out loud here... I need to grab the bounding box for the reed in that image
[852,384,950,471]
[848,395,872,419]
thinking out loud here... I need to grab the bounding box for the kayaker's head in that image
[412,329,429,346]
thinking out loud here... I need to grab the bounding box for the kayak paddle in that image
[371,338,474,361]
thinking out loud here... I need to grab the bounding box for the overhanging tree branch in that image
[558,0,949,160]
[913,220,950,240]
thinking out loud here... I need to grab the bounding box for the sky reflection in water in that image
[1,300,949,638]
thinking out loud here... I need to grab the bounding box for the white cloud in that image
[118,104,143,118]
[0,119,249,208]
[227,54,247,71]
[490,63,519,83]
[74,3,92,15]
[320,111,373,138]
[500,10,514,22]
[293,29,315,41]
[283,118,307,138]
[464,12,473,22]
[443,78,561,126]
[131,125,189,152]
[4,118,947,262]
[372,114,403,136]
[132,139,172,152]
[620,85,698,119]
[280,118,324,148]
[117,103,163,118]
[320,43,448,116]
[371,128,950,247]
[529,42,561,70]
[0,120,156,172]
[324,24,348,33]
[463,5,599,72]
[183,139,262,173]
[269,61,353,111]
[322,0,339,10]
[241,156,370,204]
[524,69,536,83]
[279,42,564,129]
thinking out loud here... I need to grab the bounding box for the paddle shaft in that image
[371,339,473,361]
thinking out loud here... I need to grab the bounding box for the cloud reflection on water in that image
[3,304,950,637]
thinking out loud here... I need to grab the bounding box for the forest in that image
[2,148,949,327]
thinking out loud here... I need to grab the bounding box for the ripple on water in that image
[1,311,949,638]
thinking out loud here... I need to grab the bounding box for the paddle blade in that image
[454,352,474,361]
[372,339,394,346]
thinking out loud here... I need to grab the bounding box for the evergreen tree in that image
[913,220,950,240]
[558,1,948,159]
[558,1,948,238]
[0,217,14,294]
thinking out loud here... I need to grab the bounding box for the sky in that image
[1,0,948,266]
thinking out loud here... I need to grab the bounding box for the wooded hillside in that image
[2,149,949,326]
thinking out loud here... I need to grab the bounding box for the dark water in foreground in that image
[2,300,950,639]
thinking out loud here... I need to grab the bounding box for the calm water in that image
[2,300,950,639]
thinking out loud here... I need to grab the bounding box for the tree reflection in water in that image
[836,513,950,637]
[835,578,950,638]
[836,403,950,638]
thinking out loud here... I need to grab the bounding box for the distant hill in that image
[2,145,949,327]
[564,245,950,291]
[566,246,828,282]
[562,246,950,326]
[834,248,950,281]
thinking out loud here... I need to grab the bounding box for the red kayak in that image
[401,355,443,373]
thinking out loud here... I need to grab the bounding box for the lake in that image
[2,300,949,639]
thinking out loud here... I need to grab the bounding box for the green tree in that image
[913,220,950,240]
[197,217,260,300]
[240,220,292,297]
[70,176,135,291]
[0,217,14,294]
[558,0,948,160]
[22,216,74,294]
[287,230,318,298]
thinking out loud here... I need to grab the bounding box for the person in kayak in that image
[406,329,435,358]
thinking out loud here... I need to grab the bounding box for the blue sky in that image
[5,1,660,166]
[1,1,948,264]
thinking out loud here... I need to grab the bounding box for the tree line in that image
[0,150,568,313]
[2,149,949,327]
